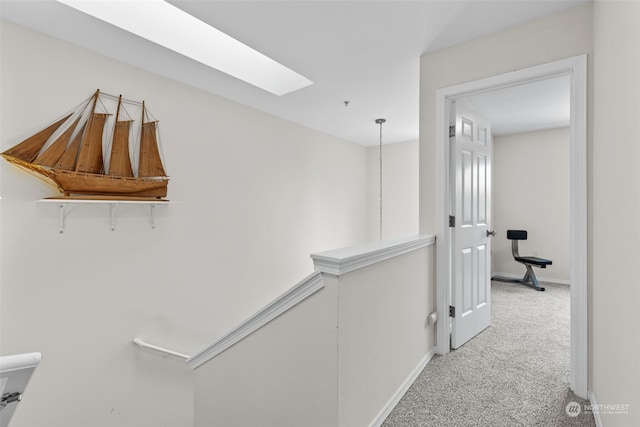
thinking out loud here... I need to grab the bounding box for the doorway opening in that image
[434,55,588,399]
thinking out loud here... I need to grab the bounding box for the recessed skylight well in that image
[56,0,313,96]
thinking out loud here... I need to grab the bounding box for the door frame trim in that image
[434,55,588,399]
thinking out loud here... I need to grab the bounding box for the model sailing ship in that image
[1,90,169,199]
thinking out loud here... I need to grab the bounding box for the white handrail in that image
[188,271,325,369]
[311,234,435,276]
[132,338,189,360]
[136,236,435,369]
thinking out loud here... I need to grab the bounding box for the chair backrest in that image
[507,230,527,240]
[507,230,527,258]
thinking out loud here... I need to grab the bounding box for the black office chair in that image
[494,230,552,291]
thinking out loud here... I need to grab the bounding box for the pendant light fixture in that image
[375,118,386,240]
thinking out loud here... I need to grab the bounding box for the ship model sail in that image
[1,90,169,199]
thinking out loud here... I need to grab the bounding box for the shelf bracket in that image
[39,198,170,231]
[58,203,66,234]
[150,204,156,229]
[110,203,117,231]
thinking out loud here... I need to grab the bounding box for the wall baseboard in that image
[368,348,436,427]
[491,271,571,286]
[589,391,603,427]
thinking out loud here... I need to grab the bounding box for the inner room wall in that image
[492,127,570,283]
[0,20,369,427]
[367,140,419,241]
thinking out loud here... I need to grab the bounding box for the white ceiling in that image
[467,75,571,136]
[1,0,585,145]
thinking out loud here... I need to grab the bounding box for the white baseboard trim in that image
[369,348,436,427]
[589,391,603,427]
[491,271,571,286]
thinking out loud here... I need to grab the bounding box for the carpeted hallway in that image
[382,281,595,427]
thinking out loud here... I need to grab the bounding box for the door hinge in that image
[449,306,456,318]
[449,215,455,227]
[449,125,456,137]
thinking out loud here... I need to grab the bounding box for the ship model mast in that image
[1,90,169,199]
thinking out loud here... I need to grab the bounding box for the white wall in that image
[367,140,419,241]
[337,244,434,427]
[492,127,570,283]
[0,21,369,427]
[194,277,339,427]
[193,238,436,427]
[419,0,593,395]
[419,4,592,235]
[420,3,640,425]
[592,1,640,425]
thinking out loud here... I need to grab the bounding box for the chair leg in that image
[491,264,546,291]
[522,265,545,291]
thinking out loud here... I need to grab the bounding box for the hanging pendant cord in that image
[375,118,386,240]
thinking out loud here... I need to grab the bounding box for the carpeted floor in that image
[382,281,595,427]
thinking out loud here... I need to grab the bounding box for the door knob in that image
[486,230,496,237]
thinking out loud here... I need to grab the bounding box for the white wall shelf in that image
[38,198,170,233]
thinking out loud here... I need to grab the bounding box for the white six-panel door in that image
[450,100,492,349]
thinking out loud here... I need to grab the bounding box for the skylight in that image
[56,0,313,96]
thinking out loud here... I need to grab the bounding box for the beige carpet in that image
[382,281,595,427]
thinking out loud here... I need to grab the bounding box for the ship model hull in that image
[0,157,169,198]
[52,171,168,198]
[1,90,170,199]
